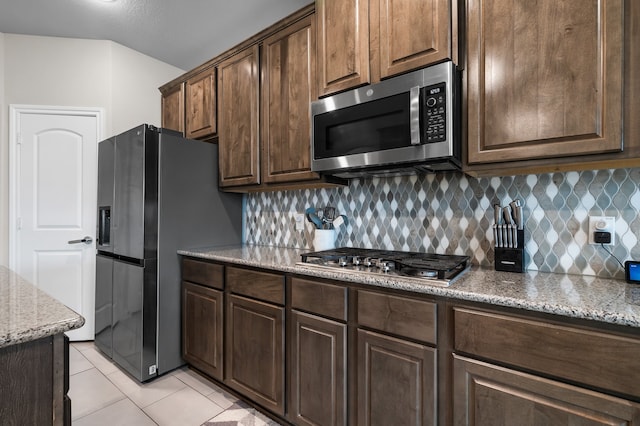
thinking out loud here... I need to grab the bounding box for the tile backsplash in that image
[245,168,640,279]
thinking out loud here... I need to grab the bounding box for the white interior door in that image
[10,106,103,341]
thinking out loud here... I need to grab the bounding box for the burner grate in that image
[300,247,469,281]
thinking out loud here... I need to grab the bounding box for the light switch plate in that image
[588,216,615,245]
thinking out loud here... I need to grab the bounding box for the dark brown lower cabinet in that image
[289,310,347,426]
[177,261,640,426]
[357,329,437,426]
[182,281,224,380]
[0,333,69,425]
[226,294,285,416]
[453,355,640,425]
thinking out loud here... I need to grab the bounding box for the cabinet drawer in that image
[453,355,640,426]
[357,290,437,345]
[182,258,224,290]
[291,277,347,321]
[227,266,284,305]
[454,308,640,398]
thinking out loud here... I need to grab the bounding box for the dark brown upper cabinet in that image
[317,0,455,96]
[217,45,261,188]
[261,14,319,184]
[464,0,640,176]
[185,67,217,140]
[161,82,184,133]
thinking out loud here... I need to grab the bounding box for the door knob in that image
[68,236,93,245]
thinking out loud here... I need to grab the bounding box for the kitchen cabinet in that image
[317,0,454,96]
[217,45,261,188]
[185,66,217,140]
[160,67,217,140]
[465,0,635,174]
[161,82,184,133]
[453,355,640,425]
[0,334,70,425]
[181,258,225,381]
[180,251,640,426]
[356,289,438,425]
[261,14,319,184]
[288,277,347,426]
[160,5,342,192]
[452,306,640,425]
[225,266,285,416]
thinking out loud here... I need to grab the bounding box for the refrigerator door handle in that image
[68,236,93,244]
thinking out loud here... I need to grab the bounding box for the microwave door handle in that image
[409,86,421,145]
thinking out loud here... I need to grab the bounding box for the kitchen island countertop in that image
[0,266,85,348]
[179,245,640,328]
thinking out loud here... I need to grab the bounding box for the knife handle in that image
[516,205,524,230]
[494,204,502,225]
[503,206,515,225]
[502,224,508,248]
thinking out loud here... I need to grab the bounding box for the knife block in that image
[495,229,525,273]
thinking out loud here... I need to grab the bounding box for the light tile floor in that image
[69,342,283,426]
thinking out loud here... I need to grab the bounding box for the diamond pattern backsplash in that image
[245,168,640,279]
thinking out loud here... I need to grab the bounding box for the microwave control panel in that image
[421,83,447,143]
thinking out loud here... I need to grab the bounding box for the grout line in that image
[70,367,128,422]
[70,343,274,425]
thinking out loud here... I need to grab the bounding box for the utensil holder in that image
[495,229,525,273]
[313,229,336,251]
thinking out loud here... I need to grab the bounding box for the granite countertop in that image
[179,245,640,329]
[0,266,85,348]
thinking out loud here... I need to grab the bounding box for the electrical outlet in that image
[588,216,615,245]
[294,213,305,231]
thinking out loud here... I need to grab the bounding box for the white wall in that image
[0,33,184,264]
[0,33,6,266]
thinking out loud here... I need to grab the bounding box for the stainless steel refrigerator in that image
[95,124,242,382]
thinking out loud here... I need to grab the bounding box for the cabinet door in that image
[161,83,184,134]
[218,45,260,187]
[373,0,451,79]
[466,0,624,164]
[0,335,68,425]
[289,310,347,426]
[182,282,223,380]
[226,294,284,415]
[317,0,370,96]
[453,355,640,426]
[357,329,437,426]
[262,14,319,184]
[185,67,216,139]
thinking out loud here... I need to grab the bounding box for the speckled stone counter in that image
[179,245,640,328]
[0,266,85,348]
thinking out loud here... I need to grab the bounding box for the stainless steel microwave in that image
[311,61,461,178]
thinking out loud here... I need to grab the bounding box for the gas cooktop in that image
[298,247,470,286]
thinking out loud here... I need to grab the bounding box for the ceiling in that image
[0,0,312,71]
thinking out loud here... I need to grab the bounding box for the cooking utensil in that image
[322,206,336,229]
[503,206,516,248]
[511,200,524,230]
[516,205,523,230]
[509,199,523,229]
[332,215,348,229]
[494,204,502,225]
[509,199,519,222]
[493,204,502,247]
[305,207,323,229]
